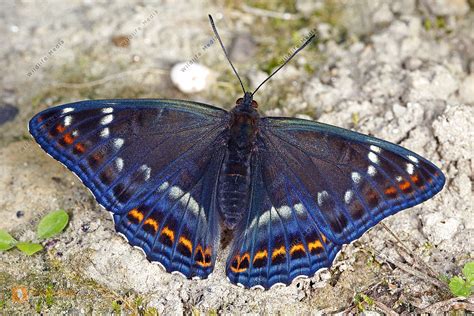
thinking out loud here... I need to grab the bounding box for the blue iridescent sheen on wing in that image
[29,99,228,278]
[226,155,341,289]
[226,117,444,289]
[262,117,445,244]
[29,96,445,290]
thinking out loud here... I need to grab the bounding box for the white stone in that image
[170,62,211,94]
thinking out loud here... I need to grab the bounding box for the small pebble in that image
[0,104,19,125]
[170,62,211,94]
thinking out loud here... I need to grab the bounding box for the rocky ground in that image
[0,0,473,314]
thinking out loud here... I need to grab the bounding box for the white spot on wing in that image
[158,181,169,192]
[396,176,403,182]
[294,203,306,216]
[115,158,124,172]
[181,192,199,216]
[101,114,113,125]
[408,155,419,164]
[169,186,184,199]
[62,107,74,114]
[351,172,361,184]
[317,191,329,206]
[100,127,110,138]
[113,138,124,150]
[370,145,381,153]
[250,206,280,230]
[277,205,292,219]
[140,164,151,181]
[167,186,205,219]
[368,152,379,164]
[367,165,377,177]
[406,163,415,175]
[344,190,353,204]
[102,107,114,114]
[64,115,73,126]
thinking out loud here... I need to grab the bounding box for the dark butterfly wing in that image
[226,116,445,289]
[226,153,341,289]
[29,99,228,279]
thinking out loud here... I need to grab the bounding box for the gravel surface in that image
[0,0,473,314]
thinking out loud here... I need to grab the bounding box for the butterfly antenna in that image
[208,14,246,94]
[252,34,315,96]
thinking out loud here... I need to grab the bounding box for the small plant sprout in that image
[0,209,69,256]
[448,261,474,297]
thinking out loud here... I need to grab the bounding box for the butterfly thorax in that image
[218,93,260,229]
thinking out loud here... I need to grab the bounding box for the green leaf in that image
[37,210,69,239]
[449,276,472,297]
[0,230,17,251]
[16,242,43,256]
[462,261,474,284]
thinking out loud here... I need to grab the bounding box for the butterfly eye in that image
[236,98,243,105]
[251,100,258,108]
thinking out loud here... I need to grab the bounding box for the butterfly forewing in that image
[29,99,228,279]
[260,118,445,244]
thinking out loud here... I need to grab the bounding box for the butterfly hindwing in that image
[226,153,341,289]
[29,99,228,279]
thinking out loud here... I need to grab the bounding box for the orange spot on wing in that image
[55,124,66,133]
[74,143,85,154]
[290,244,306,255]
[385,186,397,196]
[161,226,174,243]
[62,132,75,145]
[410,174,423,186]
[240,252,250,263]
[143,218,159,233]
[195,245,212,267]
[253,250,268,262]
[308,240,323,252]
[128,208,144,222]
[178,236,193,253]
[229,253,249,273]
[271,246,286,260]
[399,180,411,191]
[230,255,247,273]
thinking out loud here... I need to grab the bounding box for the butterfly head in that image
[236,92,258,110]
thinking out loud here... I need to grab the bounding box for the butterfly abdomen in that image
[218,146,253,229]
[218,103,260,229]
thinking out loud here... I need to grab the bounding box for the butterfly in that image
[28,16,445,290]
